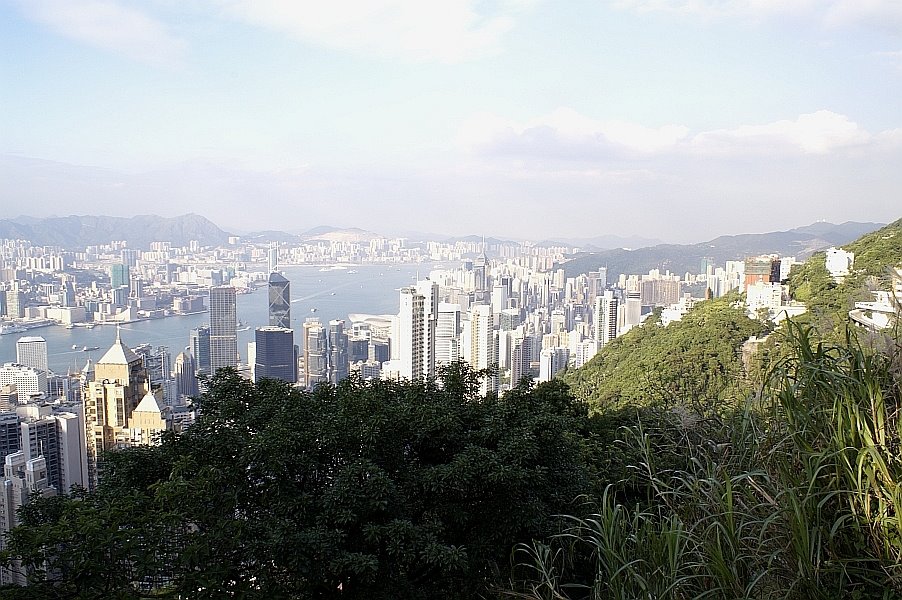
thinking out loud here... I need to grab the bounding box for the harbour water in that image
[0,264,425,374]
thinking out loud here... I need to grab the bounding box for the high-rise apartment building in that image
[416,280,438,378]
[254,326,296,383]
[209,286,238,373]
[268,272,291,329]
[397,287,425,380]
[15,336,48,374]
[594,291,619,349]
[468,304,498,395]
[510,332,534,386]
[0,364,47,399]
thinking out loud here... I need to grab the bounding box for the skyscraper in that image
[328,320,348,384]
[173,348,198,402]
[473,239,489,303]
[110,263,129,289]
[436,303,461,367]
[15,336,48,374]
[5,286,24,319]
[268,272,291,329]
[397,287,425,380]
[267,242,279,273]
[416,280,438,378]
[594,290,619,349]
[468,304,498,395]
[84,330,152,488]
[209,286,238,373]
[189,325,212,377]
[254,327,296,383]
[302,319,328,388]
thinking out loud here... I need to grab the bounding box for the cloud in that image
[461,108,889,161]
[614,0,902,31]
[15,0,186,67]
[211,0,528,63]
[691,110,872,155]
[458,107,690,158]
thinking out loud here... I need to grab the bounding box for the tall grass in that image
[508,322,902,599]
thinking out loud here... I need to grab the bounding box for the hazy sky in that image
[2,1,901,242]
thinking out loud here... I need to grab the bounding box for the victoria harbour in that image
[0,264,423,374]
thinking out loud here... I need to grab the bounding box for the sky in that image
[1,0,901,243]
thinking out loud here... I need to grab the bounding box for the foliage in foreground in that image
[509,322,902,600]
[2,365,592,600]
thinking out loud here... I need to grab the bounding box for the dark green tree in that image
[3,364,593,600]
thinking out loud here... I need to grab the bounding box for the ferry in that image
[0,323,26,335]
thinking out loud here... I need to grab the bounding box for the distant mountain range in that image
[560,221,884,280]
[0,216,885,270]
[0,214,230,249]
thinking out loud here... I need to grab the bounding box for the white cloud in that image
[458,107,690,157]
[461,108,888,160]
[691,110,872,154]
[213,0,527,63]
[15,0,186,67]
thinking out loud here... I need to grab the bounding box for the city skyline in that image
[2,1,901,241]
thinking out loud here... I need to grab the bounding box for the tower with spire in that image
[473,235,490,303]
[83,328,168,489]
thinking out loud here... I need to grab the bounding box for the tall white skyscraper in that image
[594,290,619,349]
[436,303,461,367]
[415,280,438,378]
[15,336,48,374]
[209,286,238,373]
[396,287,425,380]
[468,304,498,395]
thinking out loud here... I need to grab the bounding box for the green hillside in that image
[563,293,768,412]
[788,216,902,336]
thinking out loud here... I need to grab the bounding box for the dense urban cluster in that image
[0,224,900,593]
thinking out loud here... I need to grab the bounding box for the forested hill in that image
[788,216,902,336]
[563,294,768,412]
[0,213,229,249]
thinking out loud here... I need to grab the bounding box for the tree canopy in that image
[3,365,593,599]
[563,294,768,413]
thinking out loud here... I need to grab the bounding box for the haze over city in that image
[2,0,901,241]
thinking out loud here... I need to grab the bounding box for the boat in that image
[65,324,75,329]
[348,270,358,274]
[83,346,100,351]
[72,344,79,350]
[85,323,96,329]
[0,323,26,335]
[330,292,336,296]
[237,326,250,332]
[310,308,318,313]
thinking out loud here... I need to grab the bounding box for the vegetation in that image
[788,217,902,339]
[563,294,768,412]
[3,220,901,599]
[1,365,593,599]
[509,323,902,599]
